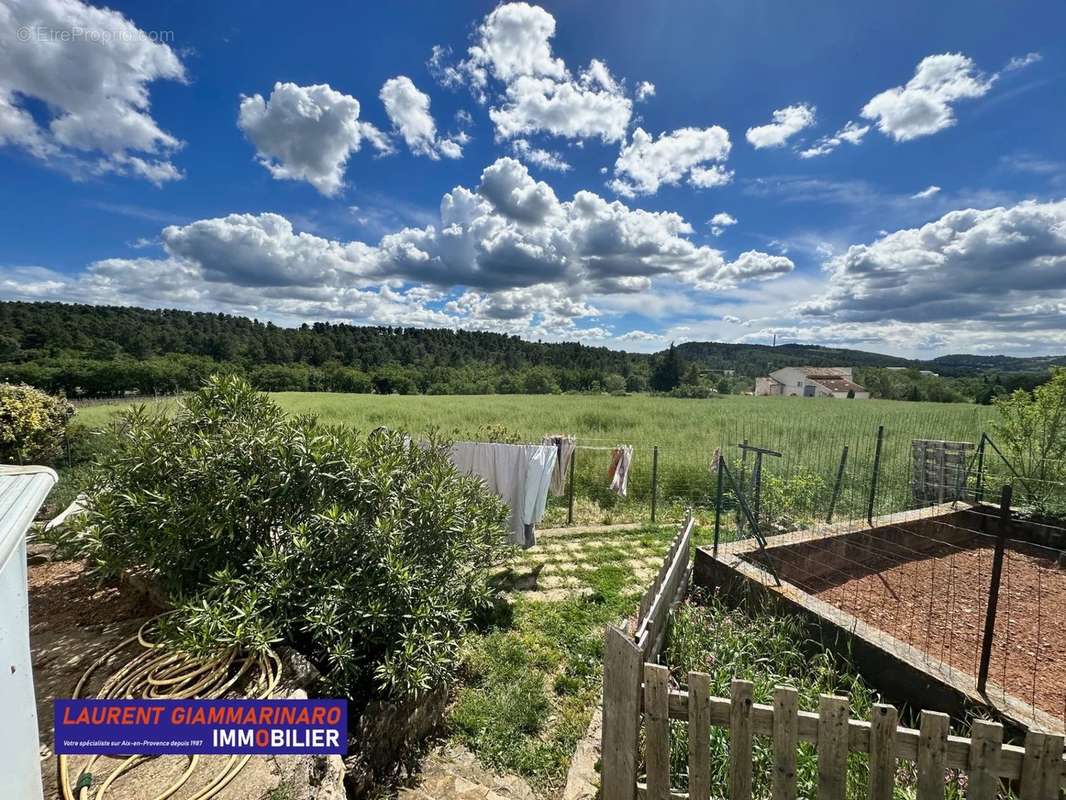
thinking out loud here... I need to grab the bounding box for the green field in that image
[74,393,998,526]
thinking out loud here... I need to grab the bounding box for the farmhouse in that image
[754,366,870,398]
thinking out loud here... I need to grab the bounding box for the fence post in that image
[977,485,1012,695]
[737,438,748,526]
[713,451,725,557]
[826,445,848,523]
[651,445,659,523]
[974,433,987,503]
[866,425,884,524]
[601,626,642,800]
[567,447,576,525]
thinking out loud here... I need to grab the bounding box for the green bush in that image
[0,382,73,464]
[76,375,510,698]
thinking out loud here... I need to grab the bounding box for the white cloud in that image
[798,121,870,158]
[911,185,941,199]
[489,67,633,142]
[609,126,732,197]
[721,315,742,324]
[745,103,816,149]
[11,156,793,339]
[511,138,571,171]
[380,76,462,160]
[238,82,392,196]
[618,329,662,342]
[635,81,656,102]
[801,199,1066,332]
[1005,52,1042,72]
[0,0,187,183]
[465,2,566,87]
[861,53,995,141]
[709,212,737,236]
[435,2,640,143]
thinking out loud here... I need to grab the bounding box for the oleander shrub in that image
[0,382,74,464]
[77,375,510,698]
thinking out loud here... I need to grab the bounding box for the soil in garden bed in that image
[809,543,1066,723]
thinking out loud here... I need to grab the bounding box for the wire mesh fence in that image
[713,489,1066,730]
[541,409,1028,529]
[547,417,1066,728]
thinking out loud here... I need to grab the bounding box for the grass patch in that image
[450,524,691,794]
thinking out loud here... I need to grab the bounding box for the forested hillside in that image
[0,301,1057,400]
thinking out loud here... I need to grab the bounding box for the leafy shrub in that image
[759,468,829,526]
[668,384,717,399]
[993,367,1066,486]
[76,375,510,698]
[0,382,74,464]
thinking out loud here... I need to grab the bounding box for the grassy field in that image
[73,393,998,525]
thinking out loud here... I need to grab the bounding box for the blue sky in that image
[1,0,1064,357]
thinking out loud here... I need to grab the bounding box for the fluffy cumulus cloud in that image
[380,76,463,159]
[609,127,732,197]
[860,53,994,142]
[800,200,1066,334]
[0,0,187,183]
[635,82,656,102]
[511,138,571,171]
[238,82,392,196]
[798,121,870,158]
[618,329,662,342]
[7,156,792,338]
[745,103,816,149]
[434,2,638,143]
[709,212,737,236]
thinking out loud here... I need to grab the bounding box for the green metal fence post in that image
[567,447,576,526]
[974,433,987,503]
[866,425,884,524]
[977,485,1012,694]
[713,451,724,557]
[826,445,849,523]
[650,445,659,523]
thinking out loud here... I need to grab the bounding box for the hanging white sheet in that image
[448,442,557,546]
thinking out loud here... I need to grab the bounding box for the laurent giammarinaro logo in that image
[55,699,347,755]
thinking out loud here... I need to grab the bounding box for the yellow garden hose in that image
[57,615,282,800]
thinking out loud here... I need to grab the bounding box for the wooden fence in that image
[600,513,1066,800]
[603,654,1066,800]
[603,515,694,800]
[633,514,694,660]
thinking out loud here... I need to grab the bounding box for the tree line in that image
[0,301,1054,401]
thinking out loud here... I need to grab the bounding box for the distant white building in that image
[755,366,870,399]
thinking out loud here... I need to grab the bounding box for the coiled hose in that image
[57,615,281,800]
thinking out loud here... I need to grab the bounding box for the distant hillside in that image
[675,341,1063,378]
[0,300,1058,399]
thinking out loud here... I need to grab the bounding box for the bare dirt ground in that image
[807,543,1066,724]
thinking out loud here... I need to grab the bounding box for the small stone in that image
[26,542,56,565]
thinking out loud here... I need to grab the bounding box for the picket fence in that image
[600,520,1066,800]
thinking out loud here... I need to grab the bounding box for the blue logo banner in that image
[55,699,347,755]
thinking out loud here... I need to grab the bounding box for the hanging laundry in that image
[608,445,633,497]
[542,434,576,496]
[447,441,557,547]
